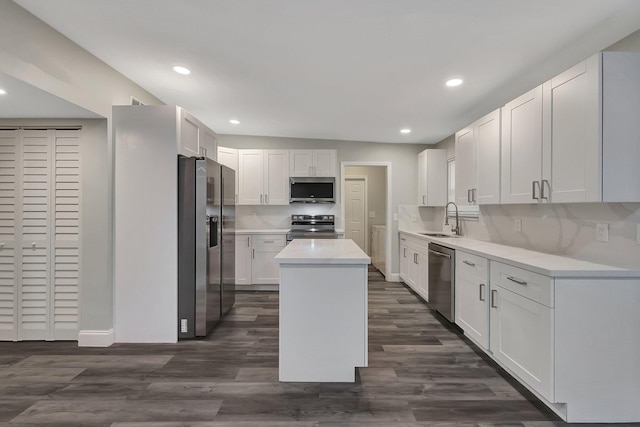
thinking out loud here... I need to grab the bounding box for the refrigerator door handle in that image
[209,216,219,247]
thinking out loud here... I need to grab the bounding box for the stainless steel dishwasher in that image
[428,242,455,322]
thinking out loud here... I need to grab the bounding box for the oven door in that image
[286,231,339,244]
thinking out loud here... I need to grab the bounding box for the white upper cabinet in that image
[502,52,640,204]
[238,149,289,205]
[178,109,216,161]
[217,146,239,204]
[289,149,337,177]
[501,86,544,204]
[418,149,447,207]
[455,109,501,206]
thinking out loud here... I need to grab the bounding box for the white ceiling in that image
[10,0,640,143]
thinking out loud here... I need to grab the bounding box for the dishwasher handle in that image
[428,249,451,259]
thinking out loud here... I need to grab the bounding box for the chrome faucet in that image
[444,202,461,236]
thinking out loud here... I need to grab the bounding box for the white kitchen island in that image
[274,239,370,382]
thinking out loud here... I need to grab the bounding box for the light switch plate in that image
[369,211,376,218]
[393,213,398,221]
[596,223,609,242]
[410,214,417,222]
[514,218,522,232]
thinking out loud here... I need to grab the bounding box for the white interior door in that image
[345,178,367,252]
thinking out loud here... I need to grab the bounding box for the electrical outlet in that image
[411,214,417,222]
[514,218,522,232]
[180,318,188,333]
[393,213,398,221]
[596,223,609,242]
[369,211,376,218]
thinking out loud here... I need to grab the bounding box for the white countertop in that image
[236,229,345,235]
[274,239,371,265]
[399,229,640,278]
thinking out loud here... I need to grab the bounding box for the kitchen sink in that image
[419,233,458,238]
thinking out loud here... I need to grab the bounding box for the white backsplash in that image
[236,204,342,230]
[399,202,640,269]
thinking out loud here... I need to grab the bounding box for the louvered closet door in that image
[0,129,80,342]
[0,131,19,341]
[51,131,80,340]
[20,130,52,340]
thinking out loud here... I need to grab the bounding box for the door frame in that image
[344,175,368,254]
[340,161,392,279]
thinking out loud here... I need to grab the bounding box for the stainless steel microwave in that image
[289,177,335,203]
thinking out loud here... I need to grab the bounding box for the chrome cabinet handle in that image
[506,276,527,285]
[260,194,263,204]
[265,194,269,204]
[247,237,250,247]
[472,188,477,203]
[541,179,549,200]
[491,289,498,308]
[414,253,418,264]
[532,181,541,200]
[400,237,406,241]
[467,189,472,203]
[403,248,407,257]
[463,260,475,267]
[252,249,255,259]
[422,195,426,205]
[263,240,274,244]
[479,283,485,301]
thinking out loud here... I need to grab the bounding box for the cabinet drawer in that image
[490,261,554,307]
[252,234,285,248]
[456,251,488,280]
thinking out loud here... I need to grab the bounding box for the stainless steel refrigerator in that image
[178,156,235,339]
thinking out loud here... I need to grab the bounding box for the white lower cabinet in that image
[398,233,428,301]
[235,235,252,286]
[236,233,285,286]
[455,251,489,350]
[489,261,554,402]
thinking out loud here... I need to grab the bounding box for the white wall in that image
[0,2,163,339]
[218,135,427,274]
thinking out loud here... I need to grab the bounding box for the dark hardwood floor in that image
[0,268,626,426]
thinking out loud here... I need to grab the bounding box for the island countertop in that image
[274,239,370,265]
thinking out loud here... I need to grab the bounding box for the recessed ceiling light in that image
[173,66,191,75]
[446,78,463,87]
[229,119,240,125]
[0,88,6,95]
[400,128,411,134]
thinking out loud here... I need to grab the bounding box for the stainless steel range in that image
[286,214,338,244]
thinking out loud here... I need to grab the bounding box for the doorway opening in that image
[341,162,391,279]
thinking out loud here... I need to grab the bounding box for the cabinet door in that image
[217,147,239,204]
[475,109,501,205]
[455,252,489,349]
[289,150,313,177]
[199,127,217,160]
[313,150,337,177]
[407,249,419,288]
[252,247,282,285]
[264,150,289,205]
[238,150,264,205]
[179,110,200,157]
[399,239,409,281]
[501,86,543,204]
[490,286,553,401]
[416,249,429,301]
[542,55,600,203]
[235,235,252,286]
[417,151,428,206]
[455,127,476,206]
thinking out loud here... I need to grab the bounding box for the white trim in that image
[78,329,114,347]
[341,161,392,280]
[388,273,401,282]
[345,175,368,254]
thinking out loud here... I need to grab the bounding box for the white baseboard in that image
[388,273,401,282]
[78,329,114,347]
